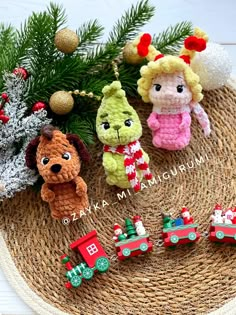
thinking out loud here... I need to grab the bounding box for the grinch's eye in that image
[154,84,161,91]
[62,152,71,160]
[101,122,110,130]
[177,85,184,93]
[124,119,133,127]
[41,157,49,165]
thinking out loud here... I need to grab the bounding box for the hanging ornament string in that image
[68,89,101,101]
[112,60,120,80]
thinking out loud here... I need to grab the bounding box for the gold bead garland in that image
[68,89,101,101]
[112,61,120,80]
[111,60,122,82]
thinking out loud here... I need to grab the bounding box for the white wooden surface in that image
[0,0,235,314]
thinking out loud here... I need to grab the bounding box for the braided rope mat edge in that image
[0,232,70,315]
[0,78,236,315]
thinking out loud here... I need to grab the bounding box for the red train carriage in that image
[115,234,153,260]
[70,230,108,268]
[61,230,110,289]
[162,224,200,247]
[209,223,236,244]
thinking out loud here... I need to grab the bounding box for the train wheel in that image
[170,235,179,244]
[216,231,224,240]
[96,257,110,273]
[122,248,131,257]
[70,275,82,288]
[140,243,148,252]
[188,232,197,241]
[82,267,94,280]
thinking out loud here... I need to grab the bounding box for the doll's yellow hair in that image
[137,28,208,103]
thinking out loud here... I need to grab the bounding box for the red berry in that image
[32,101,47,112]
[0,110,5,115]
[1,93,9,101]
[13,67,29,80]
[0,115,10,124]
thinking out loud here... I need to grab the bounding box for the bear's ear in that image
[66,134,90,162]
[25,136,40,169]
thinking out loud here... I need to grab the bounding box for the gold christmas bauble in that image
[49,91,74,115]
[54,29,79,54]
[123,42,144,65]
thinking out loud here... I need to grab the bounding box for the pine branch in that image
[0,24,16,88]
[0,21,34,90]
[77,20,104,50]
[107,0,155,46]
[119,63,143,96]
[25,56,85,104]
[78,75,110,97]
[63,115,95,145]
[9,18,35,69]
[0,24,15,56]
[47,2,67,32]
[26,3,67,74]
[82,43,116,71]
[59,108,96,145]
[152,21,193,55]
[83,0,155,68]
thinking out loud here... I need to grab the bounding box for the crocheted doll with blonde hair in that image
[133,29,211,150]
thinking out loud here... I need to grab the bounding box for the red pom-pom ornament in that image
[137,33,152,57]
[32,101,47,112]
[184,36,206,52]
[13,67,29,80]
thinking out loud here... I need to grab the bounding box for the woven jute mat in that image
[0,84,236,315]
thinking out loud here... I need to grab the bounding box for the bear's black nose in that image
[50,164,62,173]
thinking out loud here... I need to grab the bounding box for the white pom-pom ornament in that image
[191,42,232,90]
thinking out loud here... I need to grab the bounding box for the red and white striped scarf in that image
[103,140,152,192]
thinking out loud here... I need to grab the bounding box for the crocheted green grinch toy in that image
[96,81,152,191]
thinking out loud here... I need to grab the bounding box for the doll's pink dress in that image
[147,111,191,150]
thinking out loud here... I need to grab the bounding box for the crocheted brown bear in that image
[25,125,90,220]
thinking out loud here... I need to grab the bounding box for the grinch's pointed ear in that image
[66,134,90,162]
[102,81,125,99]
[25,136,40,169]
